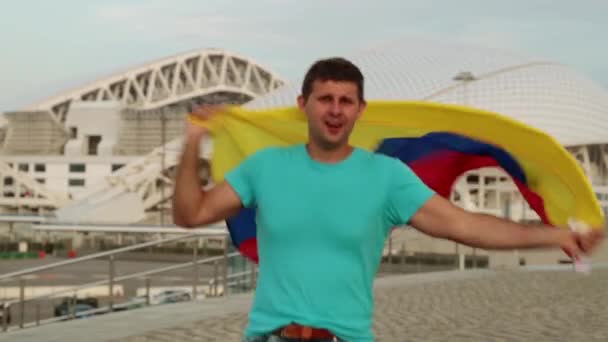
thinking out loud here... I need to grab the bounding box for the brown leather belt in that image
[273,323,336,340]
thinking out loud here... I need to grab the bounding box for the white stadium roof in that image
[23,48,284,122]
[247,38,608,147]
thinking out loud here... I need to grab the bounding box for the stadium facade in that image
[0,48,284,222]
[1,39,607,228]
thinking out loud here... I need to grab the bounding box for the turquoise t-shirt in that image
[225,144,435,341]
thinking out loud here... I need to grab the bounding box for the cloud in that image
[94,1,290,45]
[2,0,608,113]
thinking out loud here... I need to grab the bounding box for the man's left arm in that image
[409,194,604,258]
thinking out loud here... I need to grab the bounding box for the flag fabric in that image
[189,101,604,263]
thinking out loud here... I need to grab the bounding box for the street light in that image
[160,107,166,226]
[452,71,477,106]
[453,71,476,81]
[452,71,478,270]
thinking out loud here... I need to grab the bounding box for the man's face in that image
[297,80,366,149]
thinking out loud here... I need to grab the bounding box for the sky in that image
[1,0,607,113]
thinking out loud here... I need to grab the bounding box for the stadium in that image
[1,38,607,266]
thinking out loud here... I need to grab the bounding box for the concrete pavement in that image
[3,265,608,341]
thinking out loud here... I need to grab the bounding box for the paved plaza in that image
[3,264,608,342]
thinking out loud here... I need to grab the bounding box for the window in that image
[68,178,85,187]
[18,163,29,172]
[111,164,125,171]
[70,127,78,139]
[35,178,45,184]
[34,164,46,172]
[3,177,13,186]
[484,176,496,185]
[69,164,86,173]
[87,135,102,156]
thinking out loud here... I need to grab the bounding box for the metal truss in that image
[51,50,286,222]
[55,138,187,221]
[27,48,285,122]
[2,49,285,214]
[0,161,69,210]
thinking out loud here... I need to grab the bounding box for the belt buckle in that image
[279,324,313,339]
[302,326,313,339]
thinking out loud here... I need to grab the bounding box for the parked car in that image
[56,303,98,319]
[114,290,193,313]
[53,297,99,317]
[150,290,191,305]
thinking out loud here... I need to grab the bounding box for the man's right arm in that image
[172,132,243,228]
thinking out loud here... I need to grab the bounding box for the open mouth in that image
[325,121,344,135]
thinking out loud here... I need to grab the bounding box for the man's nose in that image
[329,101,342,115]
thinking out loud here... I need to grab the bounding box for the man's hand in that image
[173,103,243,228]
[186,104,225,141]
[556,229,604,259]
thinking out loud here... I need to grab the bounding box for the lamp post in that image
[452,71,478,270]
[160,107,166,226]
[453,71,476,105]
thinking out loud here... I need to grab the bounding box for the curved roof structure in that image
[247,39,608,146]
[27,48,285,122]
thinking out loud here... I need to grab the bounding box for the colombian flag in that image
[190,101,604,263]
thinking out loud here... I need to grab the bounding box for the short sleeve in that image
[224,150,268,208]
[385,159,435,226]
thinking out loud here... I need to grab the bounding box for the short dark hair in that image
[301,57,364,101]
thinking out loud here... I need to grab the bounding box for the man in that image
[173,57,603,342]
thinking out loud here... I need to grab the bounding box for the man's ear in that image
[297,95,306,110]
[356,100,367,119]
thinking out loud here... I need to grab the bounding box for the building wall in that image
[64,101,122,157]
[2,156,136,200]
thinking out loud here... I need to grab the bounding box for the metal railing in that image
[0,225,488,333]
[0,228,258,333]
